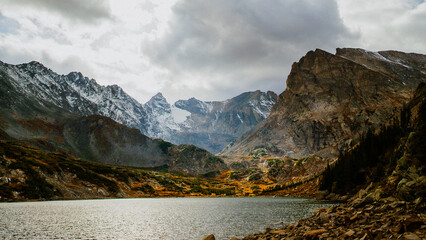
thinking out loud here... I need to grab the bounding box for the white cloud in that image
[336,0,426,52]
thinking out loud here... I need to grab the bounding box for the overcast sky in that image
[0,0,425,103]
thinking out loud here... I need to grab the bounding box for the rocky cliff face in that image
[143,92,180,140]
[221,48,426,158]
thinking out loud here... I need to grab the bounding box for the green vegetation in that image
[229,168,262,180]
[190,184,235,195]
[263,176,317,193]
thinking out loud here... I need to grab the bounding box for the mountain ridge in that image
[0,60,275,153]
[0,63,228,175]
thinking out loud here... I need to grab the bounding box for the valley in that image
[1,47,425,239]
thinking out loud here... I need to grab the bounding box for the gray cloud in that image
[146,0,354,99]
[40,52,95,77]
[0,46,94,77]
[5,0,112,24]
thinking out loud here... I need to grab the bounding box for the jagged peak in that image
[314,48,330,54]
[27,60,44,66]
[145,92,170,108]
[290,48,335,68]
[175,97,204,106]
[66,72,101,89]
[152,92,165,99]
[67,71,84,78]
[188,97,201,101]
[266,90,277,96]
[108,84,121,90]
[18,60,51,71]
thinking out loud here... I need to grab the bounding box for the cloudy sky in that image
[0,0,425,103]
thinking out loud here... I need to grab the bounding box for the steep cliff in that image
[221,48,426,158]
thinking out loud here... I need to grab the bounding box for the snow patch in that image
[236,113,243,123]
[171,105,191,123]
[370,51,412,69]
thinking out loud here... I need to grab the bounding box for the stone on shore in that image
[202,234,215,240]
[304,229,327,237]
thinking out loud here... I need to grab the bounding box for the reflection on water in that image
[0,197,334,240]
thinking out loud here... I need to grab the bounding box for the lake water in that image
[0,197,333,240]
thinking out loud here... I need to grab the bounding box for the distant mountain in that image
[141,90,277,153]
[170,91,277,153]
[0,61,149,133]
[220,48,426,158]
[0,60,276,153]
[0,61,227,175]
[143,92,181,140]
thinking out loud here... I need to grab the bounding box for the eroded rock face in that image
[221,48,426,158]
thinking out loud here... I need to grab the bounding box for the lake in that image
[0,197,334,240]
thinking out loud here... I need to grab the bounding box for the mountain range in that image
[146,90,277,153]
[1,47,425,175]
[0,60,275,154]
[0,61,227,175]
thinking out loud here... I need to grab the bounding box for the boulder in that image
[344,229,355,237]
[403,217,424,232]
[304,229,327,238]
[315,190,329,200]
[404,233,420,240]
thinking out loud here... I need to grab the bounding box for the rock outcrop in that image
[238,81,426,240]
[221,48,426,158]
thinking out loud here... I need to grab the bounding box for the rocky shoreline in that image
[202,196,425,240]
[240,198,424,240]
